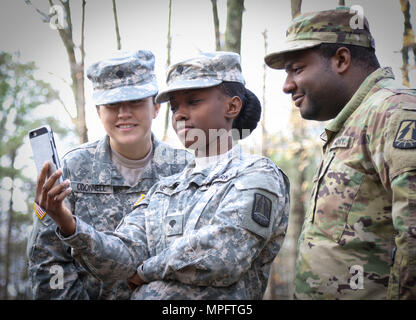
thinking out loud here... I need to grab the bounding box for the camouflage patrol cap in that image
[155,51,245,103]
[264,8,376,69]
[87,50,158,105]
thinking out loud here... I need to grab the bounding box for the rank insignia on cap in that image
[134,193,145,206]
[393,120,416,149]
[251,193,272,227]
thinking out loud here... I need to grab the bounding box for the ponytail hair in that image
[217,81,262,140]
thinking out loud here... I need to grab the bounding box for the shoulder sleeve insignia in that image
[251,193,272,227]
[134,193,146,207]
[393,120,416,149]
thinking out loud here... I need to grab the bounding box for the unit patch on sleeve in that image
[393,120,416,149]
[251,193,272,227]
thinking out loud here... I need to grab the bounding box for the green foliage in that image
[0,51,70,299]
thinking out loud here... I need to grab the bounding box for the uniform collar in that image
[90,133,162,187]
[162,144,243,191]
[323,67,395,143]
[198,144,243,184]
[91,135,116,185]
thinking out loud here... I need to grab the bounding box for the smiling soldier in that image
[27,50,190,300]
[265,8,416,299]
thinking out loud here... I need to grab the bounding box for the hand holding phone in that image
[35,161,75,235]
[29,126,75,234]
[29,125,63,185]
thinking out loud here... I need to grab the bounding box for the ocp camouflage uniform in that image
[27,135,190,299]
[295,67,416,299]
[265,8,416,300]
[57,145,290,299]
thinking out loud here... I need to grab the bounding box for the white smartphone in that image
[29,125,63,185]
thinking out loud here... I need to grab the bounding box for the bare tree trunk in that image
[49,0,87,143]
[211,0,222,50]
[224,0,244,54]
[264,0,304,300]
[291,0,302,18]
[162,0,173,141]
[77,0,87,143]
[289,0,305,215]
[2,150,17,300]
[289,3,305,218]
[285,0,305,300]
[26,0,88,143]
[261,29,268,157]
[60,0,87,143]
[399,0,416,87]
[112,0,122,50]
[3,195,13,300]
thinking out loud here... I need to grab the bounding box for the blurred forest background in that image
[1,0,416,299]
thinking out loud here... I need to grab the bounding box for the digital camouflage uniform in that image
[265,9,416,299]
[27,135,190,299]
[52,51,290,299]
[27,50,191,299]
[57,145,290,299]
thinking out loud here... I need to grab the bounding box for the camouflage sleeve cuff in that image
[138,257,162,283]
[55,216,93,250]
[136,263,151,283]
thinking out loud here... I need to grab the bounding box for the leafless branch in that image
[211,0,221,50]
[112,0,122,50]
[24,0,50,23]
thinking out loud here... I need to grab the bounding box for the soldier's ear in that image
[96,105,102,118]
[153,103,161,119]
[224,96,242,121]
[332,47,351,74]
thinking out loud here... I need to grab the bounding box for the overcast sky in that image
[1,0,415,179]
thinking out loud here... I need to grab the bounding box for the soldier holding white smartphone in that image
[27,50,191,300]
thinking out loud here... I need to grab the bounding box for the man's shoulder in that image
[354,80,416,124]
[372,79,416,109]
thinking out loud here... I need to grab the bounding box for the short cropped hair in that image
[315,43,380,70]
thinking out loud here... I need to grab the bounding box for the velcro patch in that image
[251,193,272,227]
[164,214,184,236]
[393,120,416,149]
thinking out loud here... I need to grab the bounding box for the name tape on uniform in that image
[70,182,113,194]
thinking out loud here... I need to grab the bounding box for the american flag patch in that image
[34,202,47,220]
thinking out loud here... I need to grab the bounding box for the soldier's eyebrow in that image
[169,95,177,104]
[284,61,294,72]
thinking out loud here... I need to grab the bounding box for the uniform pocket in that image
[73,192,129,232]
[313,154,365,243]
